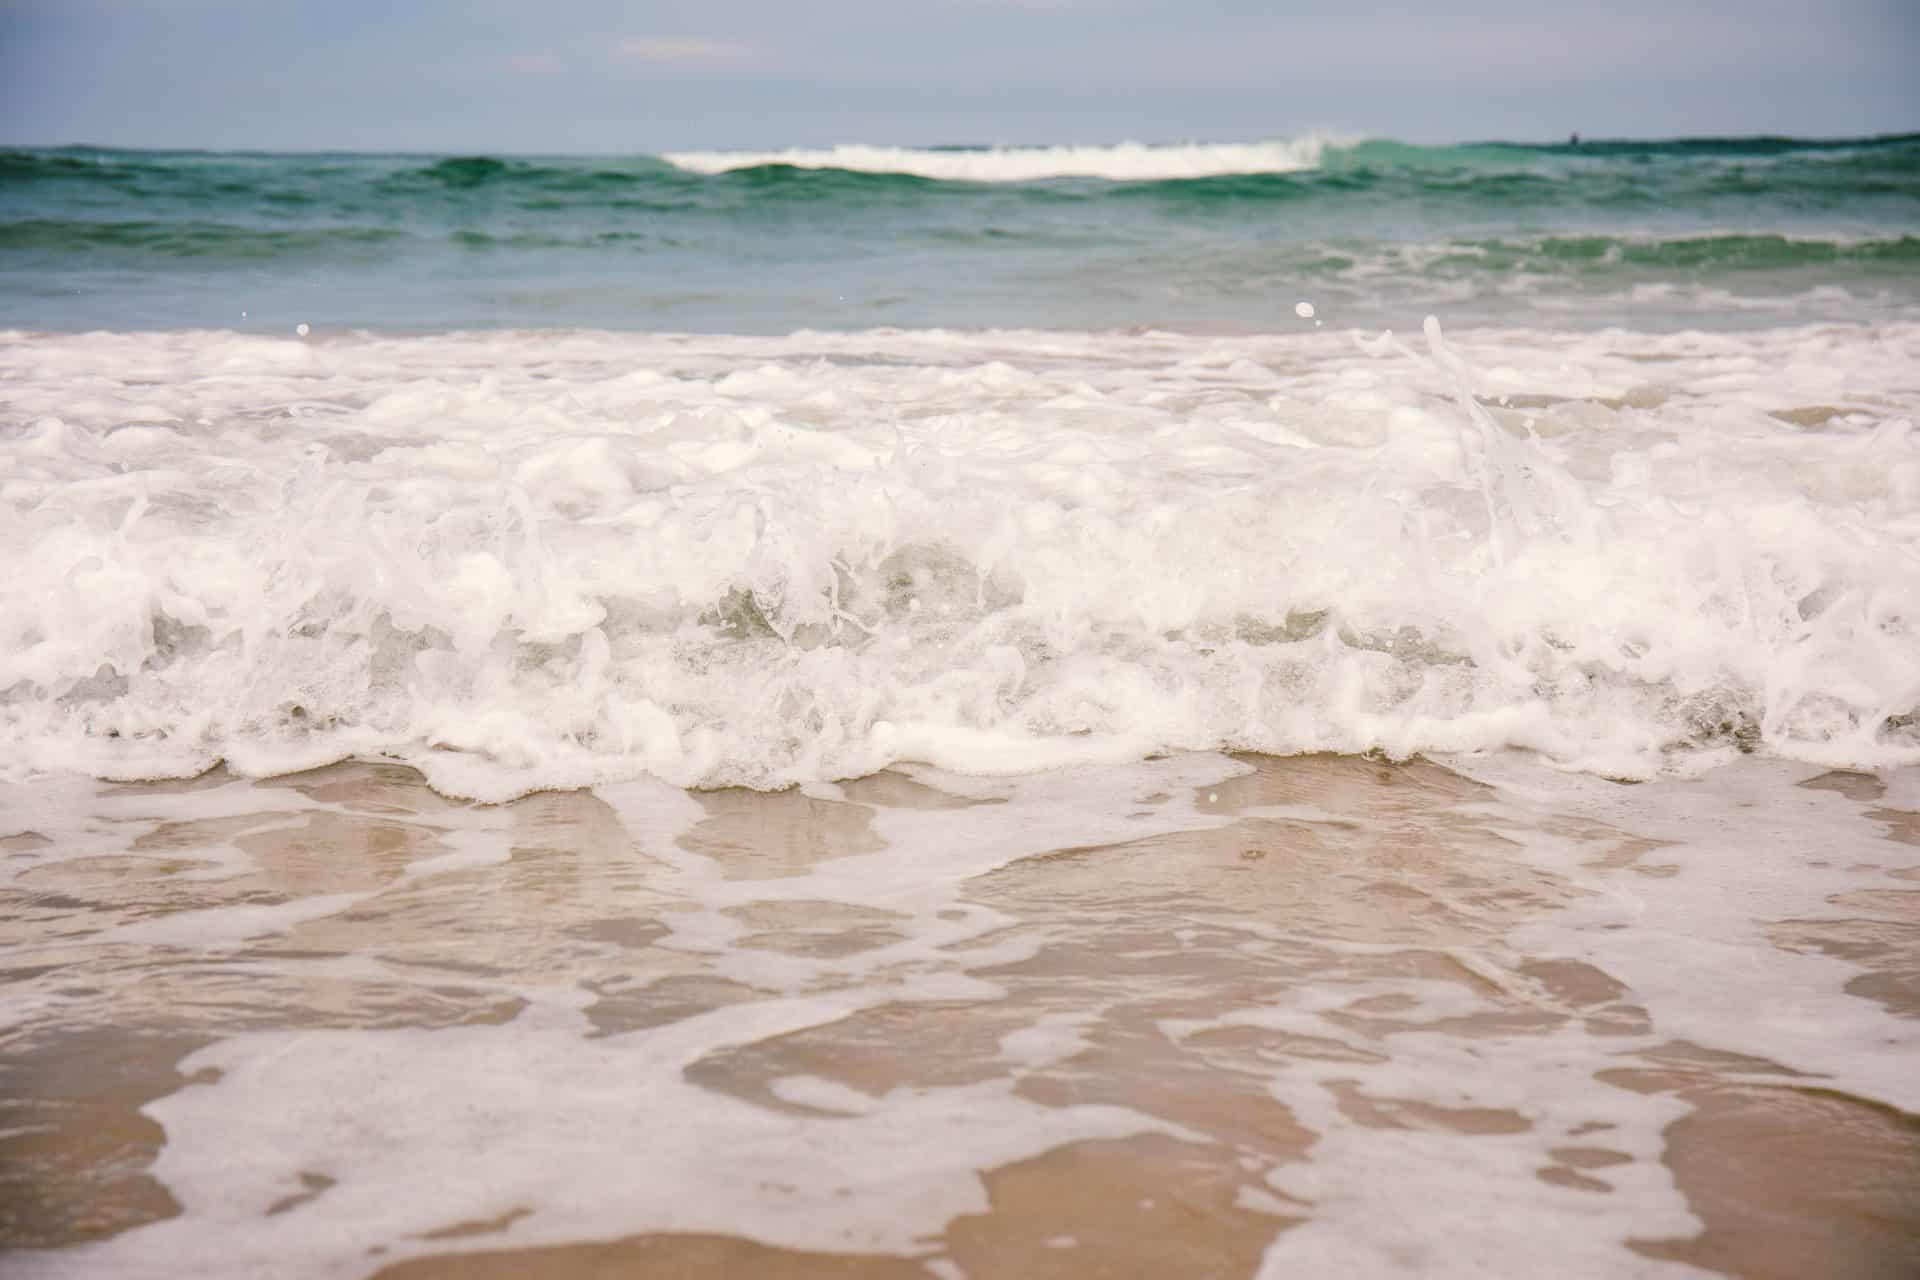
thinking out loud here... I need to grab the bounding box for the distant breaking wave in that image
[662,138,1338,182]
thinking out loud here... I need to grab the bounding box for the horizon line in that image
[4,129,1919,159]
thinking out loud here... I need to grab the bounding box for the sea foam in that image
[2,322,1916,798]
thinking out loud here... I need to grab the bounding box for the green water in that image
[2,134,1916,332]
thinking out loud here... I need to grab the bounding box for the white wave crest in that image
[662,138,1333,182]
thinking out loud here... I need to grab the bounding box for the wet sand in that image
[1,753,1916,1278]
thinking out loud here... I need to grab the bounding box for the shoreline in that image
[2,751,1916,1276]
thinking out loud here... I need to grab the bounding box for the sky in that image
[2,0,1915,153]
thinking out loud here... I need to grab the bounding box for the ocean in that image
[4,135,1918,334]
[3,136,1918,1278]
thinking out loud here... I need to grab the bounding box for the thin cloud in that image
[613,37,754,65]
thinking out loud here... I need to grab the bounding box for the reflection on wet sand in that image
[1601,1043,1920,1280]
[0,755,1915,1277]
[0,1027,202,1247]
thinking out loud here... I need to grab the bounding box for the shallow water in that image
[1,753,1915,1277]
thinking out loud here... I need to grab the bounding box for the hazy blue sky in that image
[3,0,1915,152]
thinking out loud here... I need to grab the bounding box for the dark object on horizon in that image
[1570,132,1581,146]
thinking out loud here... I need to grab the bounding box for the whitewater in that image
[4,318,1915,800]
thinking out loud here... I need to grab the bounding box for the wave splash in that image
[2,322,1917,799]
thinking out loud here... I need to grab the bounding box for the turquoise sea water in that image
[3,134,1916,333]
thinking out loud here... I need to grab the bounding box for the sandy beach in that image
[2,752,1915,1277]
